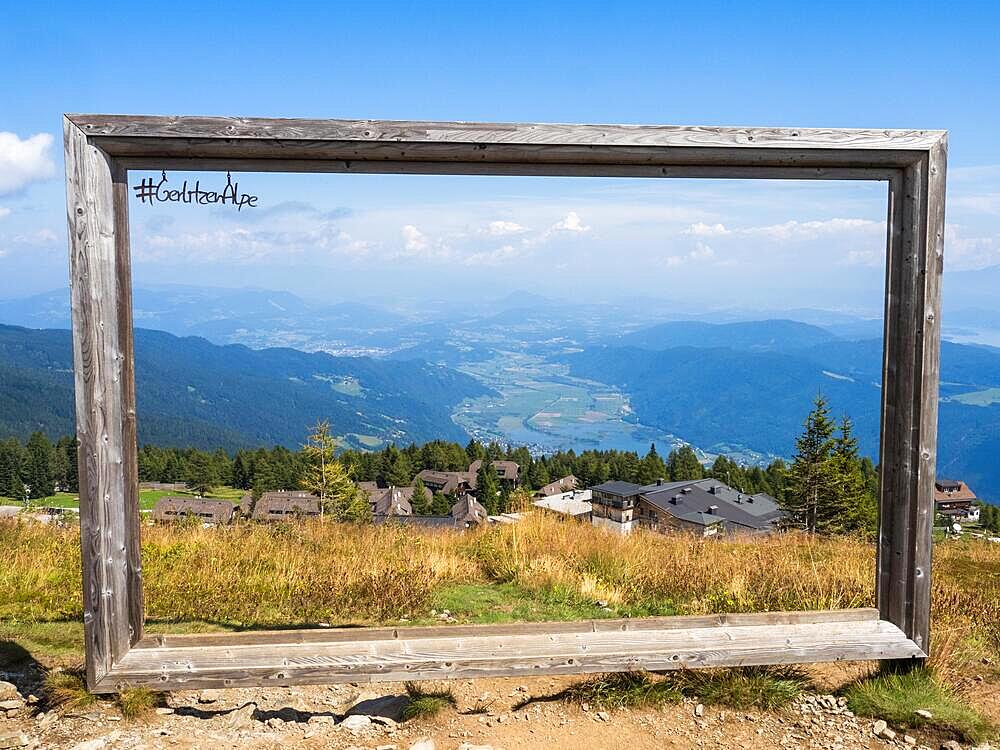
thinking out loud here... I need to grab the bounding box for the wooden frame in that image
[63,115,946,692]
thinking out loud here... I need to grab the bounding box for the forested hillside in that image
[561,335,1000,499]
[0,324,490,451]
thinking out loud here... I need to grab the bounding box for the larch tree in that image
[475,458,501,516]
[301,420,358,520]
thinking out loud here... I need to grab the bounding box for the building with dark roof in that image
[535,475,579,497]
[152,497,236,525]
[590,478,783,536]
[375,494,488,530]
[251,491,321,521]
[363,484,414,518]
[469,459,520,486]
[413,469,476,496]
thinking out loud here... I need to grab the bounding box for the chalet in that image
[363,484,414,518]
[469,459,520,486]
[152,497,235,525]
[375,494,488,530]
[590,478,783,536]
[251,491,321,521]
[934,479,980,523]
[533,488,593,520]
[413,469,475,496]
[535,475,578,497]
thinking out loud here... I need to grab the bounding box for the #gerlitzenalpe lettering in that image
[132,171,258,211]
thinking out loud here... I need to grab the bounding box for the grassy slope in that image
[0,486,246,511]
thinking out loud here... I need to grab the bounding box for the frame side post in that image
[65,118,134,687]
[877,139,946,658]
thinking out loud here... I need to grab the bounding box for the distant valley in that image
[4,283,1000,500]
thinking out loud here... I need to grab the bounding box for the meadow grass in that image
[1,512,998,669]
[402,682,457,720]
[842,667,995,743]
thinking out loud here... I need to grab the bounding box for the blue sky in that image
[2,1,999,310]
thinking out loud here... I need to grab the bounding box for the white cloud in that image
[945,223,1000,270]
[401,224,429,252]
[951,193,1000,216]
[742,218,882,241]
[550,211,590,233]
[665,241,717,267]
[484,220,527,236]
[464,244,522,266]
[0,207,9,219]
[12,228,58,245]
[682,222,730,237]
[0,132,56,195]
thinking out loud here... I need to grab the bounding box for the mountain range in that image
[0,324,489,451]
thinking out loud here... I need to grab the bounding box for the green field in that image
[949,387,1000,406]
[0,486,245,511]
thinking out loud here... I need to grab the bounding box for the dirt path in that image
[1,665,996,750]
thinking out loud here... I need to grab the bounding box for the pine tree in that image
[669,446,704,481]
[184,452,219,496]
[526,459,550,490]
[828,416,877,536]
[25,432,56,500]
[636,443,668,484]
[380,445,413,487]
[475,458,501,515]
[431,491,451,515]
[783,395,837,533]
[411,477,432,515]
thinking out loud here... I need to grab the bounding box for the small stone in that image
[904,736,917,746]
[0,683,21,702]
[873,720,888,735]
[940,743,963,750]
[198,689,223,703]
[155,707,174,715]
[915,709,933,719]
[224,702,258,730]
[341,714,372,732]
[266,717,285,729]
[595,710,610,722]
[376,745,398,750]
[408,739,436,750]
[0,732,29,750]
[69,740,107,750]
[694,703,705,717]
[0,700,24,711]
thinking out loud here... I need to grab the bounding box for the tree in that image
[636,443,668,485]
[184,451,219,496]
[25,432,56,500]
[526,459,550,490]
[411,477,432,515]
[827,416,877,536]
[783,395,837,533]
[475,458,501,516]
[379,444,413,488]
[431,491,451,515]
[300,421,359,520]
[668,446,704,481]
[0,439,27,501]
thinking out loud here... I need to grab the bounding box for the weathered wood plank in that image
[66,114,945,152]
[877,137,946,657]
[116,156,898,181]
[64,118,132,688]
[111,161,144,647]
[135,609,880,649]
[98,618,922,692]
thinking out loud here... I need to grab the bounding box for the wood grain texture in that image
[95,615,923,693]
[66,114,944,151]
[64,118,133,688]
[116,156,898,181]
[877,137,946,657]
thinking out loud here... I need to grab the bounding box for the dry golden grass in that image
[1,513,997,665]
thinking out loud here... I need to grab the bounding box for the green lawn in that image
[1,486,246,511]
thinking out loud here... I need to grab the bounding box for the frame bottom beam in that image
[94,609,923,692]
